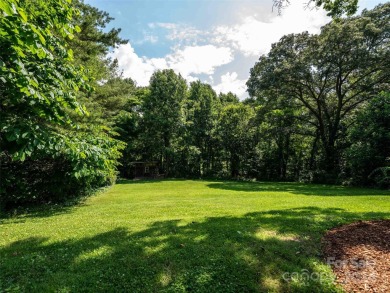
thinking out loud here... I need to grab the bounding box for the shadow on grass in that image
[0,185,116,222]
[207,181,390,196]
[116,178,190,185]
[116,179,166,185]
[0,202,84,225]
[0,179,191,223]
[1,207,389,292]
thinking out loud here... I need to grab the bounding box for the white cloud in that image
[108,44,160,86]
[212,72,247,98]
[213,2,329,56]
[167,45,233,77]
[108,44,233,86]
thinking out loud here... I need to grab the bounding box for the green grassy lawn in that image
[1,180,389,292]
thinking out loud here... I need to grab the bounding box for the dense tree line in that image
[1,1,389,209]
[116,3,389,187]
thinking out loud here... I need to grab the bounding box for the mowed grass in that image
[1,180,389,292]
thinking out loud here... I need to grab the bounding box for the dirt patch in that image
[322,220,390,292]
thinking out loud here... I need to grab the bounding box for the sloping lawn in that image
[1,180,389,292]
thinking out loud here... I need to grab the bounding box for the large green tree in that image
[185,81,219,176]
[70,0,127,83]
[141,69,187,175]
[247,3,390,178]
[66,0,129,127]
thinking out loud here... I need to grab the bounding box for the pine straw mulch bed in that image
[322,220,390,293]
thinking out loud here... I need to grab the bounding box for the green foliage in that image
[314,0,358,17]
[112,85,144,177]
[141,69,187,175]
[254,98,305,181]
[218,104,256,178]
[0,0,90,160]
[0,0,125,208]
[347,92,390,187]
[184,81,219,176]
[82,78,137,126]
[219,92,240,105]
[273,0,359,17]
[69,0,127,83]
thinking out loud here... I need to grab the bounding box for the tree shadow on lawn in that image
[1,207,389,292]
[0,179,174,221]
[0,195,93,223]
[0,203,82,225]
[207,181,390,196]
[116,178,187,185]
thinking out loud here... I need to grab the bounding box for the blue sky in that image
[86,0,384,98]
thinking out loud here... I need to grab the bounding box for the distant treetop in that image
[273,0,359,18]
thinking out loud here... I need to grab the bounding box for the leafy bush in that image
[0,128,124,209]
[0,0,124,209]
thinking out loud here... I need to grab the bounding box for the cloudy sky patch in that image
[87,0,383,98]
